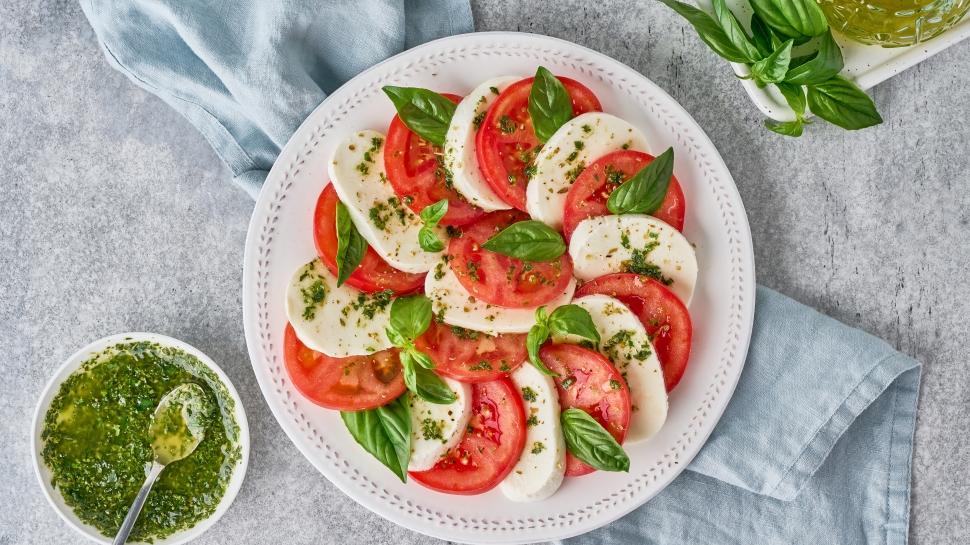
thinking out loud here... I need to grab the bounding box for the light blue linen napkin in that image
[80,2,921,543]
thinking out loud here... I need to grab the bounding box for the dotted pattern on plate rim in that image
[252,41,746,532]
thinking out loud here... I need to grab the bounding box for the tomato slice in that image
[576,273,692,391]
[283,323,406,411]
[415,320,526,383]
[448,210,574,308]
[476,76,602,211]
[384,93,485,227]
[313,184,425,295]
[539,343,631,476]
[410,378,527,494]
[562,150,686,240]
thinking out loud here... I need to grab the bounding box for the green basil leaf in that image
[751,39,793,84]
[400,351,417,390]
[765,118,805,137]
[712,0,762,63]
[382,86,456,146]
[385,327,409,349]
[561,408,630,472]
[340,396,411,482]
[784,30,843,86]
[528,67,574,143]
[775,81,807,117]
[389,295,433,341]
[548,304,601,344]
[789,53,816,70]
[606,147,675,215]
[750,12,775,58]
[749,0,828,41]
[481,220,566,262]
[334,201,367,287]
[412,364,457,404]
[420,199,449,225]
[806,76,883,130]
[418,227,444,252]
[657,0,756,63]
[526,322,558,376]
[409,348,435,370]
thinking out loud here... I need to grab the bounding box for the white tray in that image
[698,0,970,121]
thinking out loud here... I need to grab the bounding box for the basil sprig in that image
[382,86,456,146]
[606,147,675,215]
[527,305,600,376]
[658,0,882,137]
[418,199,448,252]
[335,201,368,286]
[341,396,411,482]
[529,66,574,143]
[561,408,630,472]
[481,220,566,262]
[386,295,456,404]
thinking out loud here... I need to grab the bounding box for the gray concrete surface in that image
[2,1,968,543]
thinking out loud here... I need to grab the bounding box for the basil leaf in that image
[341,396,411,482]
[749,0,828,42]
[789,53,816,70]
[409,348,435,370]
[420,199,448,225]
[657,0,756,63]
[526,322,558,376]
[561,408,630,472]
[418,227,444,252]
[417,199,448,253]
[806,76,883,130]
[712,0,762,63]
[389,295,433,340]
[548,304,601,344]
[481,220,566,262]
[775,81,807,117]
[765,118,805,137]
[784,30,843,86]
[385,327,409,349]
[751,39,793,84]
[412,364,457,404]
[750,12,775,58]
[334,201,367,287]
[606,147,675,215]
[382,86,456,146]
[529,67,573,143]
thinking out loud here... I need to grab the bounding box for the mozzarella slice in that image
[526,112,650,229]
[329,130,442,273]
[556,294,668,443]
[407,378,473,471]
[424,259,576,335]
[569,214,697,305]
[499,363,566,502]
[444,76,520,211]
[285,258,393,357]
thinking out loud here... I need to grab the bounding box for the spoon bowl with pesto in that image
[32,333,250,545]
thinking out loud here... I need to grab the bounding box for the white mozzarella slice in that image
[285,258,393,357]
[558,294,668,443]
[444,76,520,211]
[424,259,576,335]
[568,214,697,305]
[407,378,473,471]
[329,129,442,273]
[526,112,649,230]
[499,363,566,502]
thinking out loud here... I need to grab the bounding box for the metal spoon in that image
[112,383,210,545]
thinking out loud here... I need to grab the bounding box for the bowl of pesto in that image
[31,333,249,544]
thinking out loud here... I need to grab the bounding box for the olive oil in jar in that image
[817,0,970,46]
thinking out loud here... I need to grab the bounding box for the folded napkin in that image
[81,2,920,543]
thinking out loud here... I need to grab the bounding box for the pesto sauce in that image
[41,341,241,542]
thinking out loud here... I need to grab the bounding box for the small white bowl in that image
[31,332,250,545]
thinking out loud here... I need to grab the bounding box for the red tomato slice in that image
[576,273,693,391]
[415,320,526,383]
[283,323,406,411]
[448,210,574,308]
[562,150,686,240]
[476,76,602,211]
[384,93,485,226]
[539,343,631,476]
[313,184,425,295]
[410,378,527,494]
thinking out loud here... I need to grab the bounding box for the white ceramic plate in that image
[699,0,970,121]
[243,31,755,544]
[32,332,250,545]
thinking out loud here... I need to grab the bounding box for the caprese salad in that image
[281,67,696,501]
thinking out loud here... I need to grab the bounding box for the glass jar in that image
[817,0,970,47]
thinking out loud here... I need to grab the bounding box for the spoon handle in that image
[112,461,165,545]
